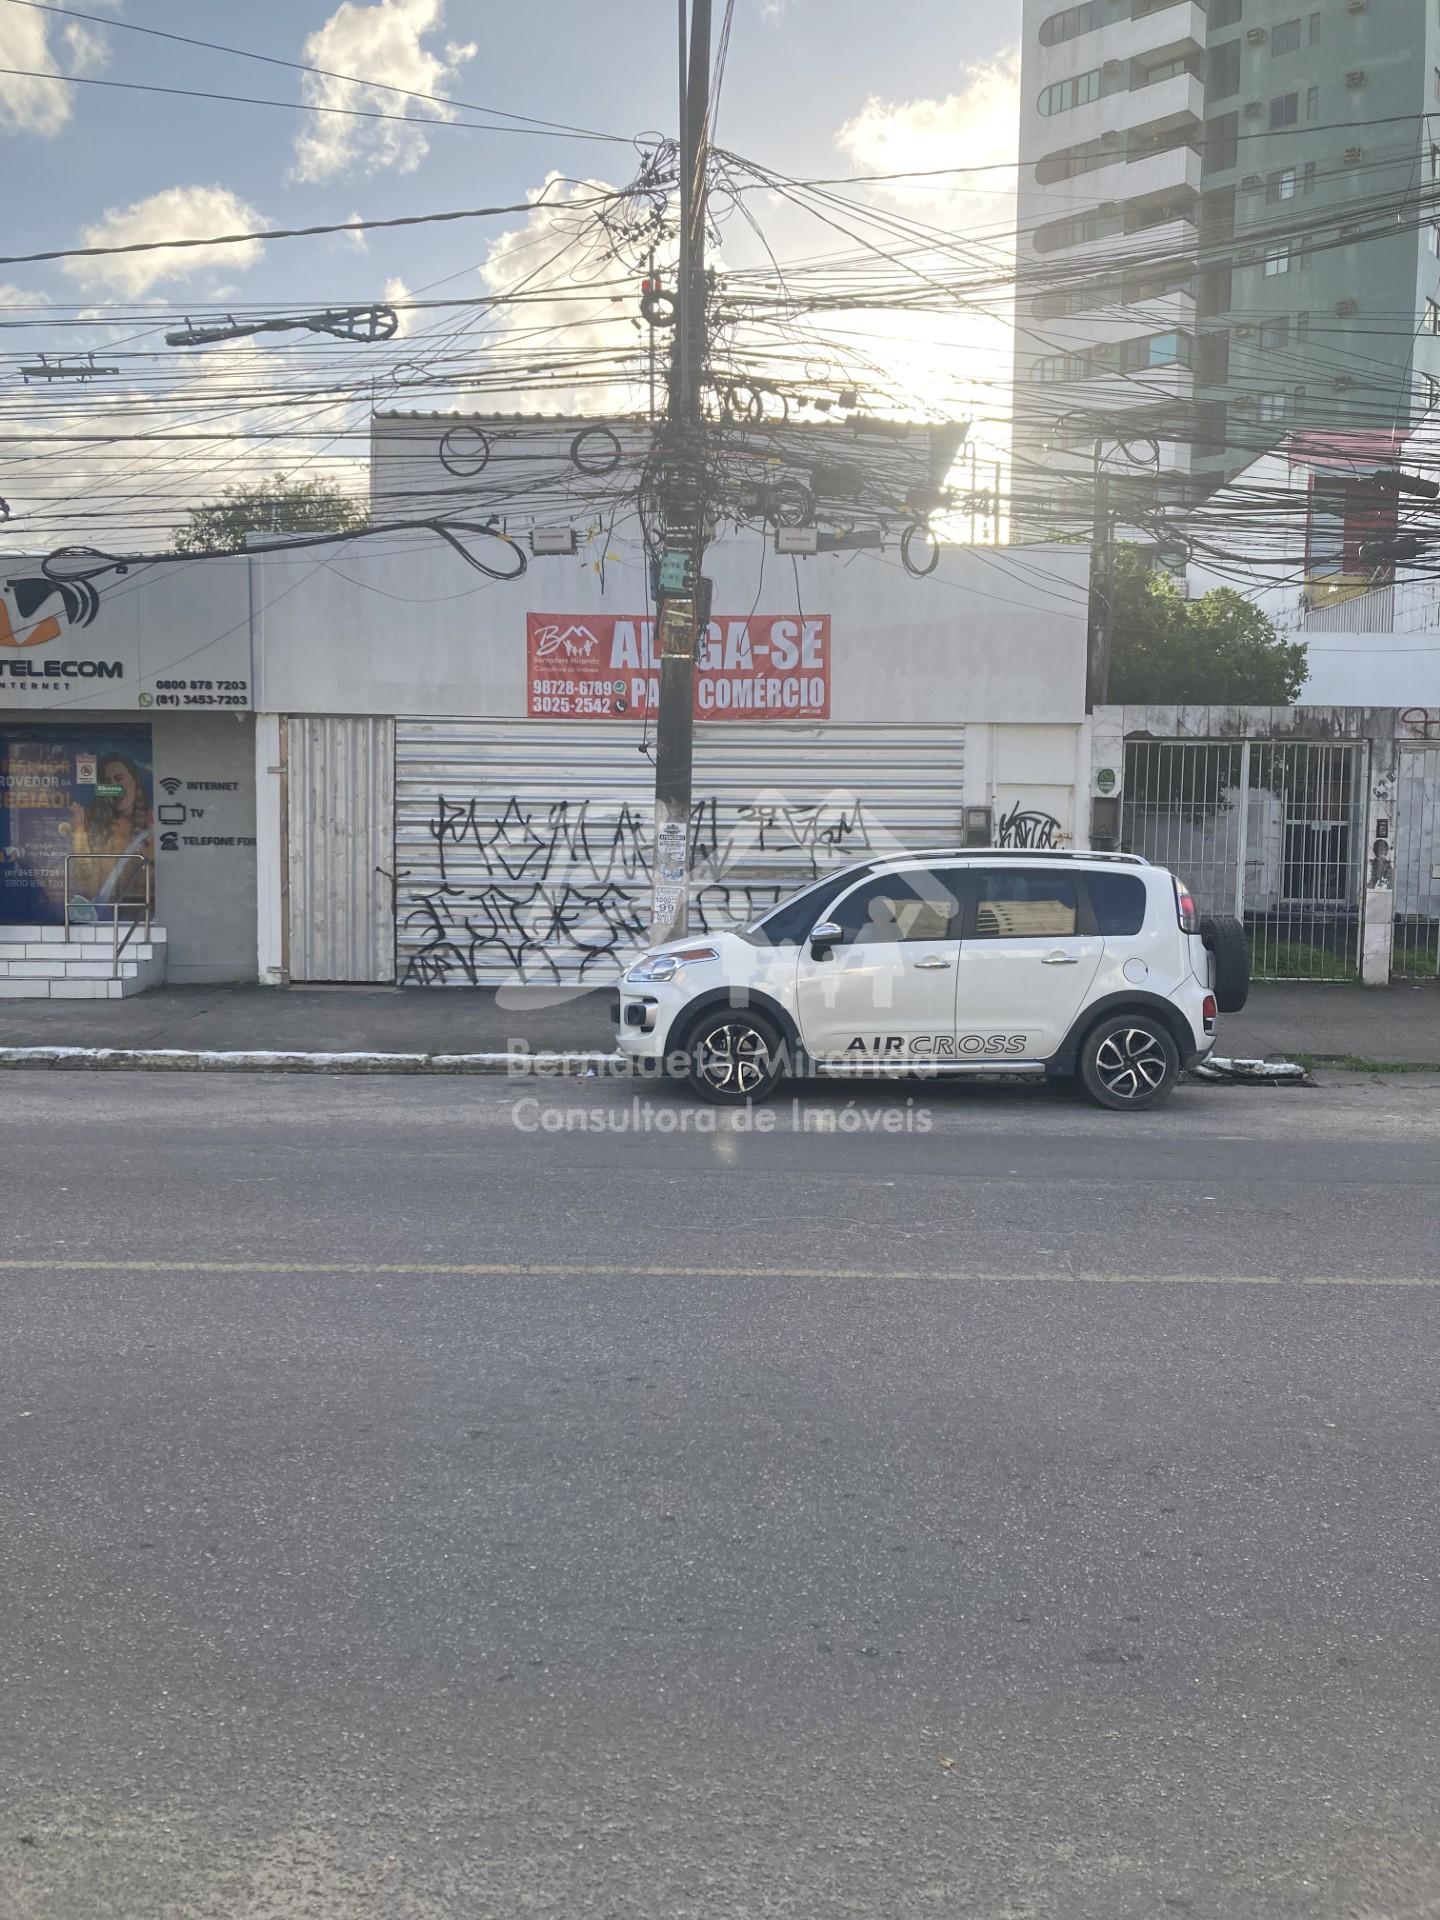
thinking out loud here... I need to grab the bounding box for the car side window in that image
[973,869,1079,938]
[829,869,963,946]
[748,872,860,946]
[1085,871,1147,935]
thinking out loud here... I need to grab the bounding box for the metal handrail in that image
[63,853,154,979]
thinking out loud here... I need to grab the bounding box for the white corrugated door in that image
[287,716,395,982]
[394,719,963,986]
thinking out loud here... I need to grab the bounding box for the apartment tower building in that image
[1012,0,1440,527]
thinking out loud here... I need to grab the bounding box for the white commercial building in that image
[250,520,1094,987]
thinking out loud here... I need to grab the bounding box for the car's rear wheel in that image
[1079,1012,1181,1112]
[682,1007,786,1105]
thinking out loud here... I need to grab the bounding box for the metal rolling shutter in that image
[394,719,963,986]
[287,716,394,982]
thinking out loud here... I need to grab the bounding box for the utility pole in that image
[649,0,713,943]
[1086,439,1114,711]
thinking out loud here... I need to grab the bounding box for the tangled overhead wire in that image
[38,516,531,593]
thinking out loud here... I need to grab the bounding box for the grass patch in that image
[1256,941,1361,982]
[1290,1052,1440,1074]
[1392,942,1439,981]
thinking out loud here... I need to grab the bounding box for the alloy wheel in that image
[1093,1026,1170,1102]
[696,1022,773,1095]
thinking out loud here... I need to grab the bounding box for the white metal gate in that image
[1394,745,1440,978]
[286,715,395,982]
[394,720,965,985]
[1122,738,1368,980]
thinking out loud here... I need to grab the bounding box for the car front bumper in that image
[611,983,684,1064]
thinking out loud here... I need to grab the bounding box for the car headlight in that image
[625,946,718,984]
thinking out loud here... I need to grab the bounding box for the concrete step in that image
[0,927,168,999]
[0,923,167,946]
[0,944,160,973]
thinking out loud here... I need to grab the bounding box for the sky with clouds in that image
[0,0,1023,542]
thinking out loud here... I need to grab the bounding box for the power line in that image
[0,184,628,271]
[0,64,622,139]
[0,0,627,143]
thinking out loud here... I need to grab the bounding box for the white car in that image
[612,850,1250,1111]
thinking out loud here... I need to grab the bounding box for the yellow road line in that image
[0,1258,1434,1288]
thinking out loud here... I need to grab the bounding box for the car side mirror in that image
[809,919,842,959]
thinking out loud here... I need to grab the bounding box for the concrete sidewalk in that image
[0,978,1437,1066]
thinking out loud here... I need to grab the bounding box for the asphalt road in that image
[2,1067,1440,1920]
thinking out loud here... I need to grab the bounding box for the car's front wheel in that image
[681,1007,786,1105]
[1078,1012,1180,1112]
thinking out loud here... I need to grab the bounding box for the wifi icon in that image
[159,776,182,797]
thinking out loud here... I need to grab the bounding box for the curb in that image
[0,1047,626,1076]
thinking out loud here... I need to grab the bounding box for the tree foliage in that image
[1108,546,1308,704]
[173,479,366,555]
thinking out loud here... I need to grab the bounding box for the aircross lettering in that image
[844,1034,1029,1057]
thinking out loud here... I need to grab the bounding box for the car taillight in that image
[1175,879,1199,933]
[1202,994,1217,1030]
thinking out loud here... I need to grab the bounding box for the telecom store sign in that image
[0,565,252,711]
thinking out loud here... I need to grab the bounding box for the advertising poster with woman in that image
[0,723,154,924]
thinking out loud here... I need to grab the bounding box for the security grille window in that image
[1085,872,1147,936]
[1428,299,1440,334]
[1270,92,1299,128]
[1309,9,1320,40]
[1258,392,1290,421]
[1038,69,1103,115]
[1272,17,1302,53]
[1306,84,1319,119]
[1264,244,1293,276]
[1038,0,1101,45]
[1266,167,1297,202]
[830,871,963,945]
[1426,374,1440,410]
[1432,225,1440,257]
[973,873,1079,939]
[1432,145,1440,182]
[1259,317,1290,350]
[1296,310,1310,340]
[1303,159,1317,193]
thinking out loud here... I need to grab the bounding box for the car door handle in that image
[913,955,952,969]
[1041,951,1080,965]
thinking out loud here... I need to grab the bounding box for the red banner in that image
[526,613,830,720]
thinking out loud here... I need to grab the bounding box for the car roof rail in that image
[874,846,1151,867]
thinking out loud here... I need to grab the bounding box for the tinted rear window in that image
[1086,871,1147,935]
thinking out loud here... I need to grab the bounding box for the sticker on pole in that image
[526,613,830,720]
